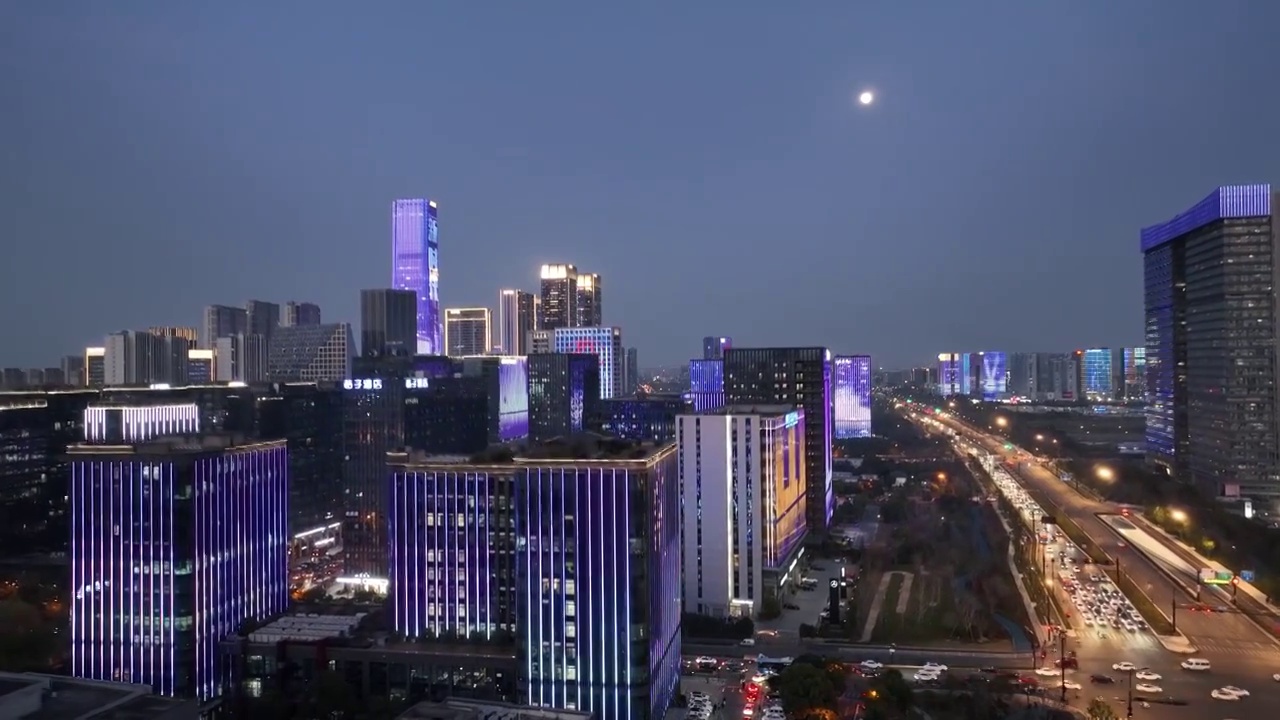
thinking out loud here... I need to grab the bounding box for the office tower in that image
[575,272,602,326]
[62,354,85,387]
[832,355,872,439]
[148,327,198,343]
[937,353,962,396]
[702,336,732,360]
[980,351,1008,401]
[156,334,193,385]
[0,369,23,390]
[528,353,600,441]
[538,264,577,330]
[498,289,536,355]
[688,359,726,412]
[529,330,552,354]
[724,347,832,530]
[360,288,418,357]
[598,394,691,443]
[202,305,248,349]
[245,300,281,340]
[445,307,492,357]
[265,323,353,382]
[341,363,406,578]
[459,355,530,442]
[1123,347,1147,401]
[402,375,492,454]
[69,433,288,699]
[552,327,623,398]
[187,349,215,384]
[283,301,322,327]
[387,437,681,720]
[1082,348,1116,401]
[256,382,344,534]
[85,347,106,388]
[105,330,171,386]
[215,334,268,383]
[1141,184,1280,497]
[677,407,806,618]
[391,198,442,355]
[626,346,639,394]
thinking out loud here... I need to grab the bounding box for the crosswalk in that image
[1075,628,1162,650]
[1190,639,1280,657]
[1072,627,1280,658]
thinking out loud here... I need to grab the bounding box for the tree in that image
[873,669,914,715]
[1086,697,1118,720]
[768,662,836,716]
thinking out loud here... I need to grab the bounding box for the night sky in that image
[5,2,1279,369]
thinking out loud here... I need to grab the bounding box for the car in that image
[1273,673,1280,682]
[1221,685,1249,697]
[1112,662,1136,672]
[1034,668,1059,677]
[1135,684,1162,694]
[913,670,941,682]
[1211,688,1242,701]
[860,660,884,671]
[920,662,948,672]
[1089,674,1115,684]
[1181,658,1212,671]
[1056,680,1082,690]
[740,638,756,647]
[1135,670,1161,681]
[1055,657,1079,669]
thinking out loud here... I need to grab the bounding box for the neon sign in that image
[404,377,430,389]
[343,378,383,390]
[785,411,800,428]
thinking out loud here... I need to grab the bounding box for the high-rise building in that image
[85,347,106,388]
[392,198,442,355]
[445,308,492,357]
[528,353,600,442]
[256,382,344,534]
[688,359,725,413]
[283,301,322,327]
[148,327,198,343]
[202,305,248,349]
[598,394,691,443]
[245,300,281,339]
[676,407,806,619]
[105,330,173,386]
[360,288,417,358]
[1123,347,1147,402]
[937,353,962,396]
[724,347,832,530]
[980,351,1008,401]
[498,289,536,355]
[1082,348,1117,401]
[266,323,353,383]
[538,264,577,330]
[626,346,639,394]
[529,330,552,355]
[214,334,268,383]
[575,272,602,326]
[702,337,732,360]
[387,437,681,720]
[832,355,872,439]
[62,354,86,388]
[69,433,289,700]
[458,355,529,441]
[552,327,623,398]
[1141,184,1280,498]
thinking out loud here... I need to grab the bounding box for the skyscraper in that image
[360,288,417,358]
[69,432,288,700]
[832,355,872,439]
[392,199,441,355]
[538,264,577,330]
[528,353,600,441]
[214,334,268,383]
[265,324,354,382]
[1142,184,1280,498]
[724,347,833,530]
[245,300,281,339]
[553,327,624,398]
[283,301,322,327]
[444,307,492,356]
[575,272,602,326]
[702,336,732,360]
[84,347,105,388]
[498,289,536,355]
[1082,348,1116,401]
[104,330,164,386]
[202,305,248,350]
[626,346,639,394]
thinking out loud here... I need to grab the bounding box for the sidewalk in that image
[1133,514,1277,611]
[1156,634,1197,654]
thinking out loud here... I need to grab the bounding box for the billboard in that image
[937,353,962,396]
[981,352,1008,400]
[498,356,529,441]
[833,355,872,439]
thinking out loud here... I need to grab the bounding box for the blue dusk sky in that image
[3,1,1279,368]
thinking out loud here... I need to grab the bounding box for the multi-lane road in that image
[911,406,1280,717]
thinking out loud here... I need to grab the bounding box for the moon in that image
[858,91,875,106]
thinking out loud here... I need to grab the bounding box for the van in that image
[1180,658,1211,671]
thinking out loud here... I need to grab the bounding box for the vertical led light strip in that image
[623,467,633,720]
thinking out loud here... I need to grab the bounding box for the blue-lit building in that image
[387,438,681,720]
[1082,348,1116,401]
[68,434,289,700]
[552,327,624,399]
[980,351,1008,401]
[1141,184,1280,498]
[832,356,872,439]
[937,353,962,396]
[687,359,725,412]
[528,354,601,442]
[598,394,692,443]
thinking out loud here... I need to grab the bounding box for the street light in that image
[995,417,1008,428]
[1169,508,1188,524]
[1035,434,1044,442]
[1095,466,1114,482]
[1126,666,1149,718]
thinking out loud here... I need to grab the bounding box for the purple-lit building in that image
[937,353,962,396]
[832,355,872,439]
[701,336,731,360]
[687,359,725,412]
[528,353,600,442]
[459,355,529,441]
[723,347,833,530]
[392,199,442,355]
[69,434,289,700]
[598,394,692,443]
[83,403,200,443]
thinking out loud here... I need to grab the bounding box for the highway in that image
[906,407,1280,717]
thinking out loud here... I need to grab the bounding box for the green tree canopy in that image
[768,662,836,716]
[1087,697,1118,720]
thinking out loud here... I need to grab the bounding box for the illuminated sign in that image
[404,377,430,389]
[785,411,800,428]
[343,378,383,390]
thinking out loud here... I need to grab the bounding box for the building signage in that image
[785,411,800,429]
[404,377,431,389]
[343,378,383,390]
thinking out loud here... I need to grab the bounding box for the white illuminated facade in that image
[83,404,201,443]
[552,327,623,399]
[444,307,492,357]
[676,407,807,618]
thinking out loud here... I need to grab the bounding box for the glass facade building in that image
[832,355,872,439]
[701,337,731,360]
[598,395,692,443]
[937,353,962,396]
[1082,348,1114,401]
[69,436,289,700]
[980,351,1007,401]
[1122,347,1147,401]
[553,327,624,399]
[392,199,442,355]
[528,354,601,442]
[1141,184,1280,497]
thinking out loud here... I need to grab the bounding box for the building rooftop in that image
[397,698,592,720]
[0,673,197,720]
[248,612,368,643]
[392,434,674,466]
[706,404,801,416]
[66,434,283,456]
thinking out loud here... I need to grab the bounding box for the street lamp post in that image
[1058,633,1068,703]
[1125,666,1148,718]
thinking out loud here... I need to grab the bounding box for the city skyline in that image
[7,5,1266,367]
